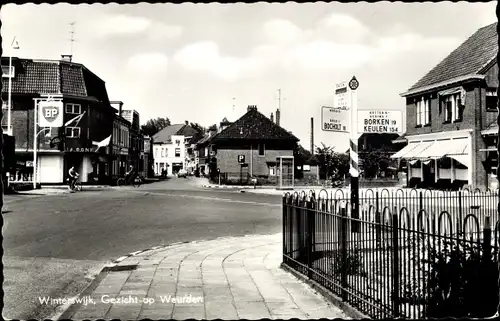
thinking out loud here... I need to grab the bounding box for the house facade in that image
[111,102,130,180]
[152,123,199,176]
[392,22,498,190]
[1,56,116,184]
[203,105,299,184]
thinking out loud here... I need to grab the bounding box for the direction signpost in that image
[348,76,360,233]
[321,77,403,234]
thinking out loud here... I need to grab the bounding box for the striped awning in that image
[391,141,434,159]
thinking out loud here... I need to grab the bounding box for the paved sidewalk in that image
[62,234,348,320]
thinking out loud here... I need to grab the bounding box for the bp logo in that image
[42,105,59,122]
[38,100,63,127]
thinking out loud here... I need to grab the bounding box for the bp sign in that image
[39,100,63,127]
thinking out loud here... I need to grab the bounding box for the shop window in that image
[65,127,80,138]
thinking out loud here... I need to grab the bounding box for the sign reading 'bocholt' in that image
[357,110,403,134]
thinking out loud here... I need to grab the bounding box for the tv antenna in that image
[232,97,235,111]
[69,21,77,56]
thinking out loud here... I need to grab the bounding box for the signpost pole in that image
[33,99,38,189]
[348,77,360,233]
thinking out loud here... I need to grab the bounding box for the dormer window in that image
[1,65,14,78]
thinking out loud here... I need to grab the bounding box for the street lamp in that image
[7,37,20,136]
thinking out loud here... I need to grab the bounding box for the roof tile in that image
[408,22,497,91]
[212,109,299,142]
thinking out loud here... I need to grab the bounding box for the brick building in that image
[392,22,498,189]
[110,101,131,180]
[1,56,116,184]
[202,105,299,183]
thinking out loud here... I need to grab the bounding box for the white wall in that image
[39,155,64,183]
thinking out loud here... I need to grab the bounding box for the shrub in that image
[330,246,367,277]
[400,232,499,318]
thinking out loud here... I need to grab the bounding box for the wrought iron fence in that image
[282,188,500,319]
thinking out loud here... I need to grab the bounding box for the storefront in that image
[391,130,473,188]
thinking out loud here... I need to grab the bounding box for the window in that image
[487,89,497,111]
[155,148,158,157]
[269,166,276,176]
[161,148,164,157]
[258,143,265,156]
[1,65,14,78]
[65,103,82,114]
[65,127,80,138]
[416,99,423,126]
[442,93,462,122]
[416,97,430,127]
[175,148,181,157]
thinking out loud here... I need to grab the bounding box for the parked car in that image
[177,169,188,178]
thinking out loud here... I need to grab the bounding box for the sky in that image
[1,2,497,152]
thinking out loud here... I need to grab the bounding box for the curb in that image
[281,263,368,319]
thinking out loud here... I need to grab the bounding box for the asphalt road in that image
[2,177,282,320]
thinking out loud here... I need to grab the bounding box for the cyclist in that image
[68,165,79,191]
[125,165,137,185]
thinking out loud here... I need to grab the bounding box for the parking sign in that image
[238,155,245,164]
[39,100,63,127]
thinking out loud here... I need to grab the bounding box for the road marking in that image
[129,190,280,207]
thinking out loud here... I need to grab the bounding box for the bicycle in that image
[117,175,142,187]
[68,176,82,192]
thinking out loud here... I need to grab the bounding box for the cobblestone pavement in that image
[64,234,348,320]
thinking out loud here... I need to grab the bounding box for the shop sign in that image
[39,99,64,127]
[66,147,93,153]
[357,110,403,134]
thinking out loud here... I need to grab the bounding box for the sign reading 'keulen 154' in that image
[38,100,64,128]
[358,110,403,134]
[321,106,349,132]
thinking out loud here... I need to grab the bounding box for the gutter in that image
[400,74,486,97]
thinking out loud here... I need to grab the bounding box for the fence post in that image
[376,191,381,244]
[282,195,287,264]
[391,213,400,318]
[340,204,348,301]
[458,190,463,234]
[307,198,315,279]
[419,191,423,215]
[483,215,492,262]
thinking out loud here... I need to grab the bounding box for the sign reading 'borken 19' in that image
[357,110,403,134]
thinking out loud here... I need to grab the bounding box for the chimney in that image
[270,112,274,123]
[310,117,314,155]
[247,105,257,112]
[276,108,281,126]
[61,54,72,62]
[185,120,189,125]
[119,102,123,116]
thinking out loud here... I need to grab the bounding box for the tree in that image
[315,143,349,181]
[360,146,394,179]
[141,117,171,136]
